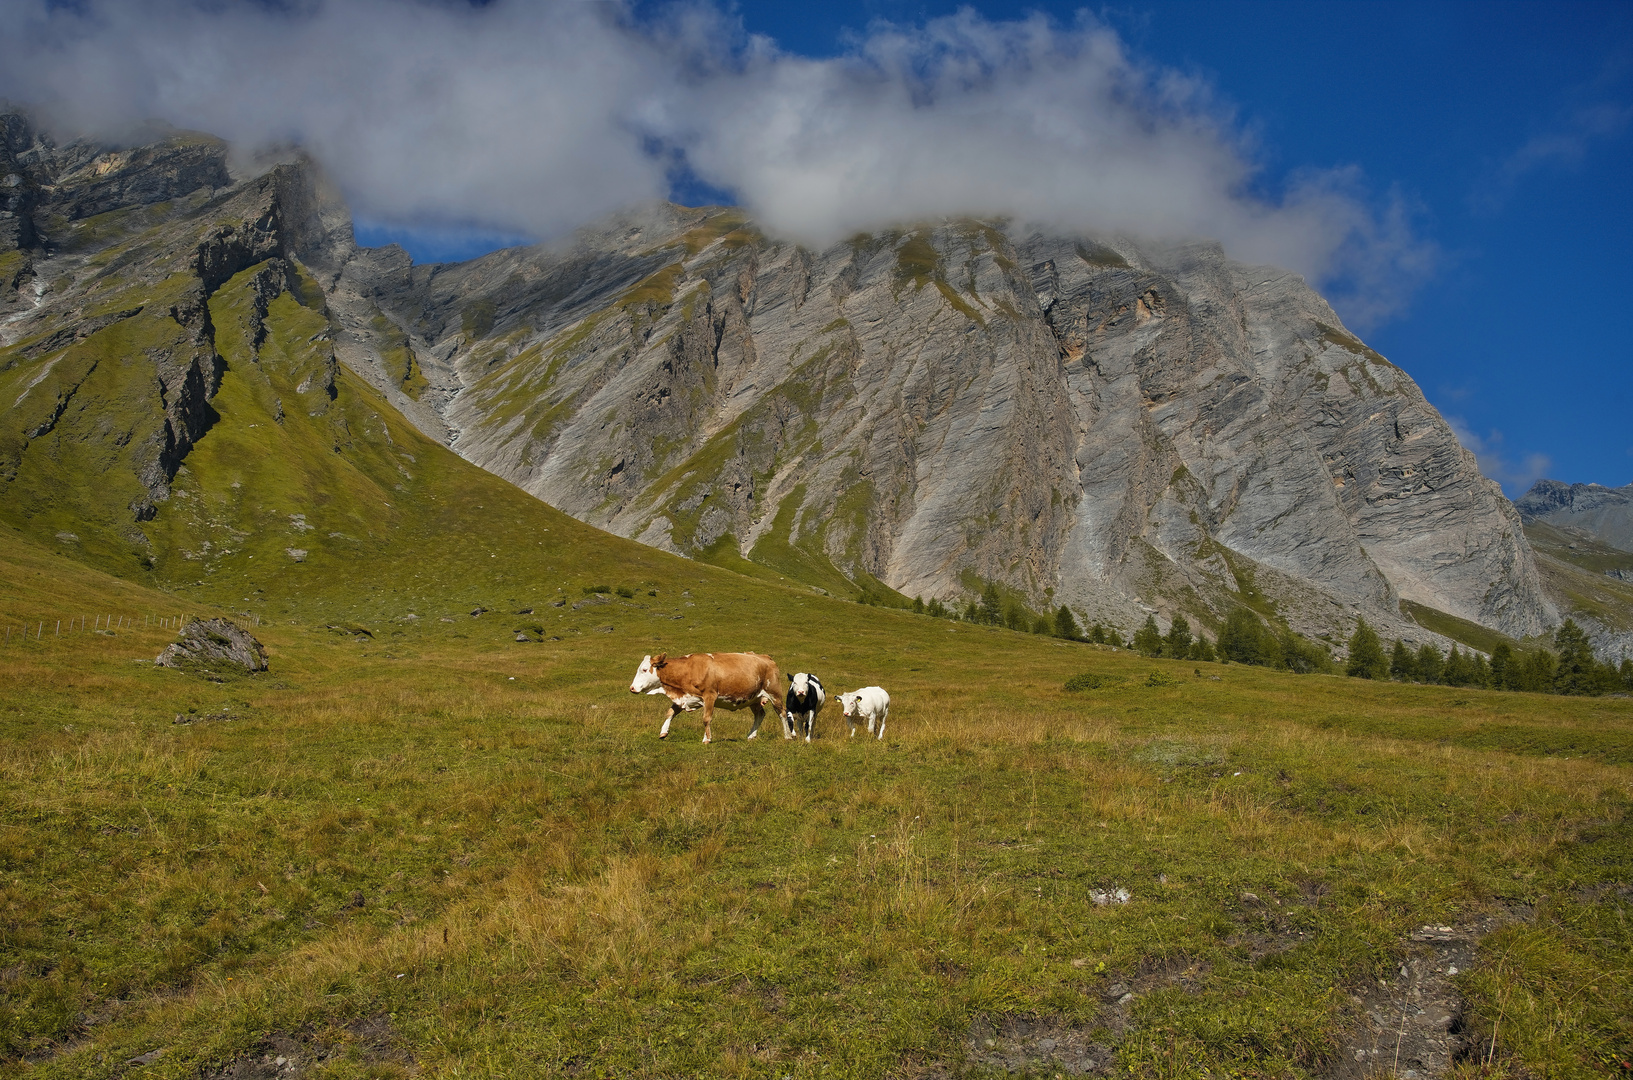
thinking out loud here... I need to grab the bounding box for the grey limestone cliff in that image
[337,208,1555,647]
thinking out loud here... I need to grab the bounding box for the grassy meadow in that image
[2,516,1630,1079]
[2,247,1629,1076]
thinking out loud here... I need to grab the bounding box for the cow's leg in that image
[701,692,717,743]
[779,707,794,739]
[867,713,876,735]
[658,703,680,739]
[747,697,767,740]
[876,706,887,740]
[803,711,813,743]
[846,714,857,737]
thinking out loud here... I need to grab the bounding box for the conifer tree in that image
[1552,618,1599,695]
[1516,648,1556,692]
[1133,615,1164,657]
[1054,605,1083,641]
[1469,651,1491,688]
[1416,643,1444,684]
[1345,618,1388,679]
[1164,616,1193,659]
[1218,608,1263,666]
[979,583,1003,625]
[1390,639,1416,681]
[1442,645,1471,687]
[1489,642,1514,689]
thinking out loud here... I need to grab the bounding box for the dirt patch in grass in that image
[957,1013,1120,1077]
[202,1014,410,1079]
[1323,920,1502,1080]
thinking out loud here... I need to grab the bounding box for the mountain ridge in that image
[0,111,1579,656]
[334,199,1554,651]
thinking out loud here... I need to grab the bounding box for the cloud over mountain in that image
[0,0,1431,323]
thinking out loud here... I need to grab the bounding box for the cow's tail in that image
[762,656,783,706]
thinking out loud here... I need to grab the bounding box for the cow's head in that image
[789,671,810,698]
[629,654,666,694]
[839,691,858,716]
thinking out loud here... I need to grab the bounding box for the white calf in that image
[837,686,890,740]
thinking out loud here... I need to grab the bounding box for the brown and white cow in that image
[628,652,783,743]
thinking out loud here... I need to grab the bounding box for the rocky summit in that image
[0,110,1565,649]
[1516,479,1633,554]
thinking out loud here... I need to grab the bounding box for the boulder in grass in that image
[156,618,268,677]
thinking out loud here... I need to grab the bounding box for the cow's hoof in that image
[747,731,758,740]
[658,732,668,739]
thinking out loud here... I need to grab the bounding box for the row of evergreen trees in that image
[910,585,1333,671]
[910,583,1093,641]
[1345,617,1633,696]
[909,583,1632,697]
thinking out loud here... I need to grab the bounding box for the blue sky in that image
[7,0,1620,492]
[361,0,1633,494]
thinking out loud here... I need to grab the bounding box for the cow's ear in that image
[786,672,794,682]
[653,653,667,667]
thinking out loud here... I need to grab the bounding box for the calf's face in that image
[839,692,857,716]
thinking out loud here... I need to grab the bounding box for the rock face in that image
[156,617,268,673]
[1516,480,1633,554]
[0,109,1560,646]
[1514,480,1633,660]
[1,110,347,572]
[340,210,1553,645]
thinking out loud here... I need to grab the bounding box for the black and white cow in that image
[783,672,825,742]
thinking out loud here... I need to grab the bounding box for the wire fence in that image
[1,612,209,646]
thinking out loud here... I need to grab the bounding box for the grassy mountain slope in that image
[1524,520,1633,659]
[4,508,1631,1077]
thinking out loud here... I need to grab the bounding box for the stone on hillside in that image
[156,617,268,674]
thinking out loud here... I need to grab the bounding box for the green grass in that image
[0,247,1629,1079]
[1401,599,1519,655]
[1314,321,1391,368]
[0,250,29,293]
[4,504,1630,1077]
[1524,520,1633,577]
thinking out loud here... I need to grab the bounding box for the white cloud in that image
[1,0,677,238]
[0,0,1434,323]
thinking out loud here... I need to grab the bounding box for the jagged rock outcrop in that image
[0,108,347,570]
[1516,480,1633,554]
[340,210,1554,646]
[156,617,268,674]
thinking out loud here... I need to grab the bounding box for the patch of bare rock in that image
[1321,920,1502,1080]
[198,1014,409,1078]
[155,617,268,678]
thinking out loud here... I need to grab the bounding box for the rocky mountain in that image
[335,210,1554,651]
[1,111,1560,651]
[1514,480,1633,659]
[1516,480,1633,554]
